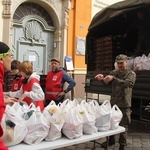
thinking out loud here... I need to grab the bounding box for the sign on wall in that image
[65,56,74,71]
[76,36,86,55]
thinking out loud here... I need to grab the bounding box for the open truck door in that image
[85,0,150,121]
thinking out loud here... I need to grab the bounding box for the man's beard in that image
[52,68,58,72]
[118,66,126,72]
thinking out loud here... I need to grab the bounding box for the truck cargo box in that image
[85,0,150,121]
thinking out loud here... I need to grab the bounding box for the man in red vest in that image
[45,58,76,106]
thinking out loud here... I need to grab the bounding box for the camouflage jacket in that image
[109,69,136,108]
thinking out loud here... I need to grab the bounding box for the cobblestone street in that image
[56,120,150,150]
[57,132,150,150]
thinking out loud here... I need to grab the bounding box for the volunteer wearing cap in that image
[0,41,18,150]
[95,54,136,150]
[45,58,76,106]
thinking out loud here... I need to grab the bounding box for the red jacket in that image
[45,70,64,100]
[0,63,8,150]
[22,78,44,111]
[11,75,23,91]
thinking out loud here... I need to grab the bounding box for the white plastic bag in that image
[134,56,142,70]
[1,105,28,146]
[114,62,118,69]
[11,102,28,117]
[43,101,65,141]
[95,100,111,131]
[110,105,123,130]
[23,104,50,144]
[60,99,77,114]
[79,100,98,134]
[62,106,83,139]
[88,100,100,118]
[61,99,77,108]
[141,54,150,70]
[127,57,135,69]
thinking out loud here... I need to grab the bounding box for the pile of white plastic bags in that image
[1,99,123,147]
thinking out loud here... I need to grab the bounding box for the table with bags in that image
[1,99,124,150]
[9,126,125,150]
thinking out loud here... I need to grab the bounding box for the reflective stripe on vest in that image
[45,92,59,95]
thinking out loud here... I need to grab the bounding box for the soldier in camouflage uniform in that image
[95,54,136,150]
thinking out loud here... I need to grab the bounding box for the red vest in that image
[45,70,64,100]
[11,76,24,91]
[22,78,44,111]
[0,63,6,138]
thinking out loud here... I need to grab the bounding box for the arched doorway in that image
[12,2,55,74]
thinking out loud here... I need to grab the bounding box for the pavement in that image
[56,120,150,150]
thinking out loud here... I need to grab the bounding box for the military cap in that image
[115,54,128,62]
[51,57,60,63]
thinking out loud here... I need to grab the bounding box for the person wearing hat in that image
[45,57,76,106]
[0,41,18,150]
[95,54,136,150]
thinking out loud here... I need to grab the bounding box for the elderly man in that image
[45,58,76,106]
[95,54,136,150]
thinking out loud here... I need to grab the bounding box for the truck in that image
[85,0,150,122]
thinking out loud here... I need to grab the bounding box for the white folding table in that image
[9,126,125,150]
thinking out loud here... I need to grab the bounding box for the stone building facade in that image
[0,0,96,99]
